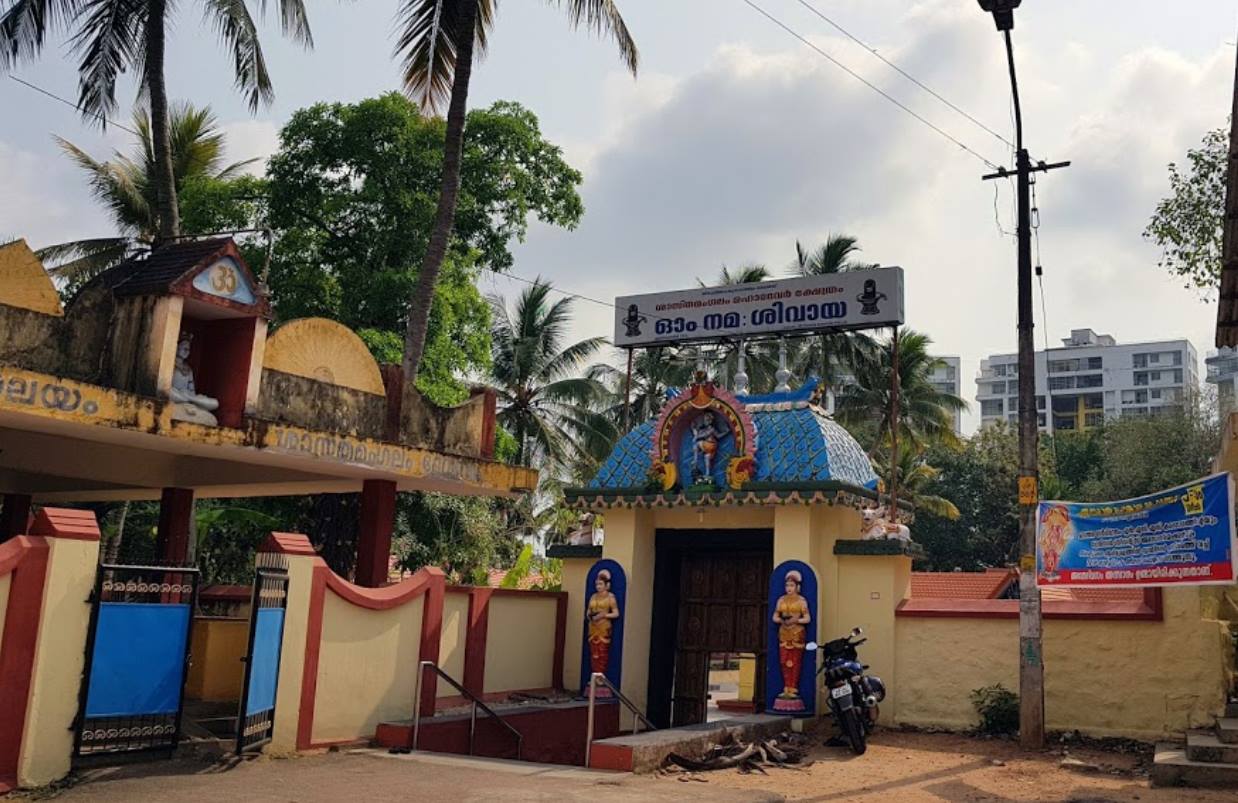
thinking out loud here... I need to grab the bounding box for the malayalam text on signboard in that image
[613,267,905,348]
[1036,473,1237,588]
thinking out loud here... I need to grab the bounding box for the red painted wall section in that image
[155,488,194,563]
[355,480,396,588]
[463,588,492,698]
[0,536,51,793]
[260,531,317,556]
[29,507,101,541]
[180,316,258,429]
[374,703,621,766]
[896,588,1163,621]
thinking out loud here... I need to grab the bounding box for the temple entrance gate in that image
[236,557,289,754]
[74,563,199,761]
[647,530,773,728]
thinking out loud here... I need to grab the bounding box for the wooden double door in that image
[670,548,771,726]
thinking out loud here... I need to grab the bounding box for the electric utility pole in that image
[976,0,1069,749]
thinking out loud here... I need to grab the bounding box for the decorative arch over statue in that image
[263,318,387,396]
[766,559,818,717]
[648,373,757,491]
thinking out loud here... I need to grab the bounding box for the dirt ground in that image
[673,728,1237,802]
[6,729,1235,803]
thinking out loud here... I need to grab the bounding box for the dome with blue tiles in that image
[588,378,878,492]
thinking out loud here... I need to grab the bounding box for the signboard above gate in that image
[613,267,905,348]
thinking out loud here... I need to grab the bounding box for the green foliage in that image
[261,94,580,403]
[1144,124,1227,291]
[395,492,521,583]
[179,174,266,236]
[500,543,536,588]
[913,424,1058,571]
[970,684,1019,735]
[494,428,520,464]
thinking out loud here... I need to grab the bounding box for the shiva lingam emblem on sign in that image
[621,304,647,338]
[856,279,887,316]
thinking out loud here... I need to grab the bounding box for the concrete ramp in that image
[588,714,792,773]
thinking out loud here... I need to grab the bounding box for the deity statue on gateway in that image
[586,570,621,697]
[169,332,220,426]
[772,570,811,712]
[690,411,729,482]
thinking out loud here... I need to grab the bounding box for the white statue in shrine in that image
[169,332,219,426]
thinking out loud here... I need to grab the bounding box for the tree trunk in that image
[106,501,129,563]
[401,0,479,383]
[145,0,180,242]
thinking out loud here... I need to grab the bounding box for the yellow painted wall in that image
[601,507,656,729]
[894,587,1230,739]
[484,595,558,693]
[835,554,911,719]
[185,618,249,702]
[311,592,424,743]
[438,593,468,696]
[18,538,98,787]
[561,558,591,690]
[0,239,63,316]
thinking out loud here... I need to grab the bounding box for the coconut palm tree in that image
[590,347,695,432]
[395,0,638,386]
[0,0,314,242]
[790,234,880,389]
[37,103,256,285]
[871,441,961,520]
[489,279,616,469]
[699,262,770,287]
[836,328,967,452]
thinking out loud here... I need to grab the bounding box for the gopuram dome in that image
[570,376,880,509]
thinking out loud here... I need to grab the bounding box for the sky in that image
[1,0,1235,433]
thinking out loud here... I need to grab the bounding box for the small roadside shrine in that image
[557,268,920,736]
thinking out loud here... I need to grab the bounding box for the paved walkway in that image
[25,749,778,802]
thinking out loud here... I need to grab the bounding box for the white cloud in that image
[0,140,107,249]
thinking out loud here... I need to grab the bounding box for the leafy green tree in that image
[871,442,960,520]
[914,424,1057,571]
[38,103,256,285]
[395,491,521,582]
[1076,406,1219,501]
[263,94,584,404]
[1144,124,1227,291]
[836,328,967,453]
[488,279,614,470]
[0,0,315,241]
[393,0,638,386]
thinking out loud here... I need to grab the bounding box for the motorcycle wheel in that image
[841,707,867,755]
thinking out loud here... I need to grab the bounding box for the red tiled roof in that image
[487,568,544,590]
[1038,587,1145,603]
[910,568,1016,599]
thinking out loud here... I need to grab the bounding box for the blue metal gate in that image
[236,560,288,754]
[74,564,199,759]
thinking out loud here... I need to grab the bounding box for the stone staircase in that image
[1152,702,1238,788]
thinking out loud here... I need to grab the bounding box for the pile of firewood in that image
[663,731,811,775]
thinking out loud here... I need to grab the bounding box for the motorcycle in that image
[806,627,886,755]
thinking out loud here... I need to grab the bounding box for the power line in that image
[9,75,141,136]
[739,0,1002,171]
[793,0,1015,151]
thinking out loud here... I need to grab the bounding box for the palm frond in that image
[550,0,638,74]
[202,0,274,112]
[395,0,496,112]
[36,236,132,282]
[69,0,146,124]
[0,0,80,68]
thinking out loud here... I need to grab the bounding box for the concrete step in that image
[1153,742,1238,788]
[1217,718,1238,744]
[1187,730,1238,764]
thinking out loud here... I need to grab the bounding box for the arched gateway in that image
[560,373,918,729]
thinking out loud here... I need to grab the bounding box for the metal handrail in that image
[411,660,523,760]
[584,672,655,767]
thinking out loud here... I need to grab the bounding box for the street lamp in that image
[976,0,1067,752]
[977,0,1021,32]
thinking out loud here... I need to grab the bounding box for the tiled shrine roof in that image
[588,380,879,493]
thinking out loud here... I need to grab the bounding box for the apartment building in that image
[976,329,1197,432]
[1206,347,1238,416]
